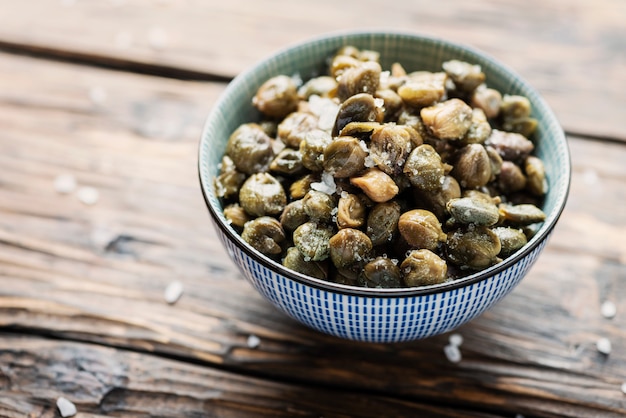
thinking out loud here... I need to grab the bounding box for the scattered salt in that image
[88,86,107,105]
[596,337,612,355]
[601,300,617,319]
[77,186,99,205]
[340,190,349,199]
[56,397,77,417]
[374,98,385,108]
[582,169,599,186]
[364,155,376,168]
[444,344,462,363]
[164,280,184,304]
[310,171,336,195]
[621,382,626,394]
[247,334,261,349]
[148,27,169,50]
[449,333,464,347]
[90,226,117,249]
[54,174,77,194]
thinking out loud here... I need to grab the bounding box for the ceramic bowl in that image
[198,31,570,342]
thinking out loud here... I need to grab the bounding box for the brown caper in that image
[442,60,485,93]
[398,72,446,108]
[333,93,381,136]
[403,144,445,191]
[330,54,361,78]
[303,190,336,223]
[446,197,500,226]
[485,129,535,161]
[214,157,246,199]
[492,227,528,257]
[226,123,274,175]
[223,203,251,228]
[289,173,318,199]
[500,94,532,120]
[252,75,299,119]
[420,98,473,140]
[370,124,414,176]
[446,226,501,270]
[336,61,382,101]
[300,129,333,172]
[338,121,380,139]
[471,85,502,119]
[239,173,287,217]
[524,156,547,196]
[277,111,318,148]
[282,247,328,280]
[242,216,285,256]
[362,257,402,288]
[329,228,372,269]
[337,193,366,229]
[452,144,492,189]
[400,249,447,287]
[499,204,546,226]
[269,148,304,175]
[367,200,402,246]
[462,108,491,145]
[323,136,368,178]
[398,209,446,251]
[350,168,399,203]
[486,145,503,181]
[498,160,527,193]
[297,76,338,99]
[280,199,308,232]
[375,89,404,121]
[293,222,334,261]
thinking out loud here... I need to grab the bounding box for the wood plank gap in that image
[0,40,233,83]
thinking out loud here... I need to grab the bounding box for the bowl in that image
[198,30,571,343]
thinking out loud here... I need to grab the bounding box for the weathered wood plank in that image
[0,0,624,140]
[0,53,625,417]
[1,336,503,418]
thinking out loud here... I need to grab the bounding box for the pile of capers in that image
[215,45,547,288]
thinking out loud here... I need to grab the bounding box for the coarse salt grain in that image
[444,343,462,363]
[89,86,107,105]
[56,397,77,417]
[601,300,617,319]
[164,280,183,304]
[77,186,99,205]
[449,333,464,347]
[621,382,626,394]
[596,337,612,355]
[54,174,77,194]
[247,334,261,349]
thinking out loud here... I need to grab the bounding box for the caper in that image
[269,148,304,175]
[500,94,532,120]
[398,209,446,251]
[330,54,361,78]
[329,228,372,269]
[412,175,461,220]
[362,257,402,288]
[282,247,328,280]
[350,168,399,203]
[223,203,251,228]
[398,72,446,108]
[498,160,527,193]
[446,227,501,270]
[499,204,546,226]
[524,156,548,196]
[446,197,500,226]
[280,199,308,232]
[293,222,334,261]
[214,167,246,200]
[400,249,447,287]
[337,193,366,229]
[452,144,492,189]
[502,117,538,138]
[403,144,445,191]
[242,216,285,256]
[367,200,402,246]
[338,121,381,139]
[370,124,414,176]
[323,136,368,178]
[485,129,535,161]
[252,75,299,119]
[333,93,381,136]
[300,129,333,172]
[289,173,318,199]
[225,123,274,175]
[471,85,502,119]
[492,227,528,257]
[277,111,318,148]
[442,60,485,93]
[239,173,287,217]
[375,89,404,121]
[303,190,335,223]
[298,76,338,99]
[462,108,491,145]
[336,61,382,101]
[420,98,473,140]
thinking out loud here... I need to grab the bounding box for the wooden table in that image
[1,1,625,417]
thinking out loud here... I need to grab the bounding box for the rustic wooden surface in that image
[1,1,625,417]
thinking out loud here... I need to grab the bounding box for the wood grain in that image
[0,0,624,140]
[1,52,625,416]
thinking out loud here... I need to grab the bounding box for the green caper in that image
[451,144,492,189]
[282,247,328,280]
[485,129,534,161]
[336,61,382,101]
[214,165,246,200]
[498,160,527,193]
[403,144,445,191]
[442,60,485,93]
[225,123,274,175]
[277,111,319,148]
[362,257,402,288]
[239,173,287,217]
[323,136,368,178]
[297,76,338,99]
[241,216,285,256]
[462,108,491,145]
[412,175,461,220]
[303,190,336,223]
[500,94,532,120]
[270,148,304,175]
[492,227,528,257]
[223,203,251,228]
[293,222,334,261]
[336,193,366,229]
[370,124,414,176]
[446,226,501,270]
[252,75,299,119]
[328,228,372,269]
[289,173,318,199]
[375,89,404,121]
[398,209,446,251]
[400,249,447,287]
[280,199,308,232]
[333,93,381,136]
[398,72,446,108]
[300,129,332,171]
[471,85,502,119]
[499,204,546,226]
[525,156,548,196]
[420,98,473,140]
[446,197,500,226]
[366,200,401,246]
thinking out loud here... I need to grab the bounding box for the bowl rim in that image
[198,29,571,298]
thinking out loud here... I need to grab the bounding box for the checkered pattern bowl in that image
[198,31,570,342]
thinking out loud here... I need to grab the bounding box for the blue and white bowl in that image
[198,31,571,343]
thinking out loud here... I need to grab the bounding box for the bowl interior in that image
[199,30,570,295]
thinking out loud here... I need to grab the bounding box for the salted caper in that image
[420,98,473,140]
[225,123,274,175]
[350,168,399,203]
[242,216,285,256]
[239,173,287,217]
[333,93,381,136]
[282,247,328,280]
[398,209,446,251]
[400,249,447,287]
[277,111,319,148]
[366,200,402,246]
[499,204,546,226]
[446,227,501,270]
[303,190,335,223]
[269,148,304,175]
[323,136,368,178]
[442,60,485,93]
[492,227,528,257]
[298,76,338,99]
[446,197,500,226]
[362,257,402,288]
[403,144,445,191]
[329,228,372,269]
[336,193,366,229]
[498,160,527,193]
[370,124,414,176]
[336,61,382,101]
[451,144,492,189]
[280,199,308,232]
[471,85,502,119]
[223,203,251,228]
[293,222,334,261]
[300,129,333,172]
[525,156,548,196]
[485,129,534,161]
[398,72,446,108]
[252,75,299,119]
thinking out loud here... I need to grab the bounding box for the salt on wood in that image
[77,186,100,205]
[56,397,77,417]
[600,300,617,319]
[596,337,612,355]
[54,174,77,194]
[164,280,184,304]
[449,333,463,347]
[443,344,462,363]
[247,334,261,349]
